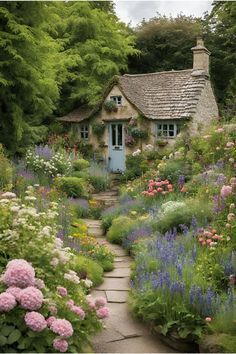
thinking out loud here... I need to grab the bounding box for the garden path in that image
[83,190,176,353]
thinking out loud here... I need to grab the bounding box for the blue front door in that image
[108,123,125,172]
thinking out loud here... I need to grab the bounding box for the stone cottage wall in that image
[191,79,219,133]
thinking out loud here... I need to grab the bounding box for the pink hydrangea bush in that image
[53,338,69,353]
[25,311,47,332]
[0,292,16,312]
[50,319,74,338]
[1,259,35,288]
[19,286,44,310]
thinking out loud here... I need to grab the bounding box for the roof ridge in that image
[122,69,192,78]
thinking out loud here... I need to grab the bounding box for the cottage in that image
[58,39,218,172]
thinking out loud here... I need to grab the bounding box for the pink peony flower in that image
[2,260,35,288]
[0,292,16,312]
[25,311,47,332]
[220,185,232,198]
[50,319,73,338]
[95,297,107,308]
[34,278,45,289]
[6,286,22,301]
[72,306,85,319]
[46,316,57,327]
[19,286,43,310]
[96,306,109,319]
[57,286,68,297]
[48,305,57,315]
[53,338,68,353]
[205,317,212,322]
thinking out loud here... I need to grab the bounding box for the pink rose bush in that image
[196,228,223,248]
[142,179,174,197]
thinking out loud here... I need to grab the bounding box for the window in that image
[110,95,122,106]
[157,123,179,138]
[80,124,89,140]
[111,123,123,146]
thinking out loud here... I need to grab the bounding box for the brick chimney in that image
[191,38,210,75]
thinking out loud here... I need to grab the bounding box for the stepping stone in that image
[115,262,132,268]
[93,328,124,344]
[93,335,176,353]
[87,228,104,237]
[91,290,106,299]
[95,277,130,291]
[106,290,128,303]
[114,256,131,262]
[104,268,130,278]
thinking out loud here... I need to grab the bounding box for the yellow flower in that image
[130,210,137,216]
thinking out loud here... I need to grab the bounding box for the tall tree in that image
[0,1,59,153]
[204,1,236,115]
[54,1,137,114]
[128,14,202,74]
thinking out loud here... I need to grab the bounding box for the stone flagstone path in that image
[84,215,176,353]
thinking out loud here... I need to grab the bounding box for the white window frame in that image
[110,95,122,106]
[157,122,179,138]
[80,124,89,140]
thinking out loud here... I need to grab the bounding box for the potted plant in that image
[103,100,118,112]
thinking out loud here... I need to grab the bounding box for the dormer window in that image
[110,95,122,106]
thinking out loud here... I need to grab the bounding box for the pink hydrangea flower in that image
[53,338,68,353]
[205,317,212,322]
[96,306,109,319]
[72,306,85,319]
[95,297,107,308]
[34,278,45,289]
[220,185,232,198]
[57,286,68,297]
[50,319,74,338]
[46,316,57,327]
[6,286,22,301]
[48,305,57,315]
[66,299,74,309]
[19,286,43,310]
[0,292,16,312]
[86,296,95,310]
[2,260,35,288]
[25,311,47,332]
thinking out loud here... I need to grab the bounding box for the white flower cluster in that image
[160,200,186,215]
[26,150,72,178]
[132,149,141,157]
[64,270,80,284]
[143,144,154,152]
[0,187,70,268]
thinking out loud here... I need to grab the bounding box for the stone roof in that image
[57,106,92,123]
[118,69,208,120]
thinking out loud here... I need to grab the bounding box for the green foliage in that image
[73,159,90,171]
[0,145,13,190]
[55,176,87,197]
[153,199,212,233]
[107,216,137,244]
[89,175,109,192]
[121,154,149,181]
[0,3,59,153]
[72,255,103,286]
[103,100,118,112]
[158,159,191,184]
[129,14,202,74]
[92,122,106,137]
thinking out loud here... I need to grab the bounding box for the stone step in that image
[104,268,130,278]
[95,277,130,291]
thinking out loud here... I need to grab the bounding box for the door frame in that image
[108,122,126,172]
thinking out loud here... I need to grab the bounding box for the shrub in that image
[72,255,103,287]
[107,216,137,244]
[73,159,90,171]
[158,159,192,184]
[92,122,106,137]
[121,154,149,181]
[152,199,212,233]
[0,145,13,190]
[103,100,117,112]
[55,177,86,198]
[89,175,109,192]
